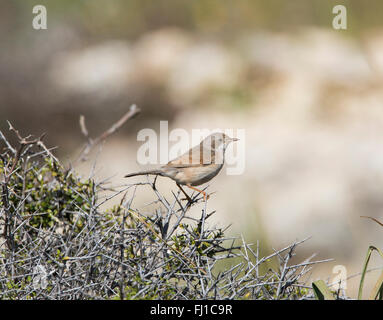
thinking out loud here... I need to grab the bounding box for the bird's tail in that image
[124,169,163,178]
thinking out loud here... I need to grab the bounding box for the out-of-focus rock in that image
[167,42,245,105]
[49,41,134,100]
[364,31,383,77]
[242,29,372,85]
[132,28,192,84]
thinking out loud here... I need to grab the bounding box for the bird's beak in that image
[232,137,239,142]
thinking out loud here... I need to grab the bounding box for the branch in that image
[75,104,140,164]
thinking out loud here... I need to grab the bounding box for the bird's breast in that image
[173,164,223,186]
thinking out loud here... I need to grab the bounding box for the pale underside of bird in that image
[125,132,238,200]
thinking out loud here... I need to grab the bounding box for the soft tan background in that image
[2,0,383,298]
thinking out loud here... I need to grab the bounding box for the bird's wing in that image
[165,144,215,168]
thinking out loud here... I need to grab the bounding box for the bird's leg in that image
[186,185,209,201]
[176,183,193,202]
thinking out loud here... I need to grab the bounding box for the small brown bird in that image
[124,132,238,201]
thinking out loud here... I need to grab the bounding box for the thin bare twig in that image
[75,104,140,163]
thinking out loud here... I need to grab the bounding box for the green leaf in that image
[312,280,335,300]
[369,271,383,300]
[358,245,383,300]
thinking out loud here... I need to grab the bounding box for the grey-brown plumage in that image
[124,133,238,200]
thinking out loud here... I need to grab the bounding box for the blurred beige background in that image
[2,0,383,298]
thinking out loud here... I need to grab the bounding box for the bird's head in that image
[201,132,239,152]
